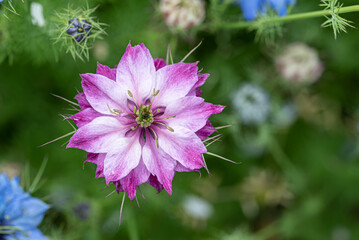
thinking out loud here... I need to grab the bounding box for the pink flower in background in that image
[68,43,224,200]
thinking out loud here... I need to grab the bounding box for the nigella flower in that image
[160,0,206,30]
[275,42,323,84]
[54,6,106,61]
[66,17,92,43]
[67,43,224,200]
[238,0,296,21]
[232,83,270,125]
[0,173,49,240]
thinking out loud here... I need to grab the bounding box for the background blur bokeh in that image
[1,0,359,239]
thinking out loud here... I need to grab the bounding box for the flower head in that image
[0,173,49,240]
[66,17,92,43]
[238,0,296,21]
[160,0,206,30]
[54,6,106,61]
[275,42,324,84]
[232,83,270,125]
[67,43,224,200]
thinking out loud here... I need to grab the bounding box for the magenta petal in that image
[196,120,217,140]
[157,126,206,170]
[165,96,225,132]
[81,73,127,114]
[67,116,128,153]
[142,136,176,195]
[114,160,150,200]
[103,131,142,183]
[69,108,103,128]
[116,43,156,104]
[187,73,209,97]
[196,73,209,88]
[154,62,199,107]
[154,58,166,70]
[75,93,91,110]
[96,62,116,81]
[147,175,164,193]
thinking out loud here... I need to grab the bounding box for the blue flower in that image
[0,173,49,240]
[238,0,296,21]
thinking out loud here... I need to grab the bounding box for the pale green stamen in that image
[107,104,122,115]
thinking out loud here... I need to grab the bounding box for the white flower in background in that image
[31,2,45,27]
[273,103,298,128]
[276,43,323,84]
[233,83,270,125]
[159,0,205,30]
[182,195,213,220]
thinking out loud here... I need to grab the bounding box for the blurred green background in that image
[1,0,359,239]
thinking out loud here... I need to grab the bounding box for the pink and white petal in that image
[142,136,176,195]
[96,62,116,81]
[116,160,150,200]
[154,58,166,70]
[75,93,91,110]
[147,175,164,193]
[81,73,127,114]
[153,62,199,107]
[67,116,128,153]
[187,73,209,97]
[156,125,207,170]
[69,108,103,128]
[116,43,156,104]
[164,96,225,132]
[196,120,217,140]
[103,131,142,183]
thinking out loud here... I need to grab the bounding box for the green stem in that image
[268,137,295,172]
[127,207,139,240]
[221,5,359,29]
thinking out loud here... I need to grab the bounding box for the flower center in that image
[78,27,84,33]
[107,89,176,148]
[135,105,154,127]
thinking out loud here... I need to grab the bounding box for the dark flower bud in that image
[67,17,92,42]
[72,202,91,220]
